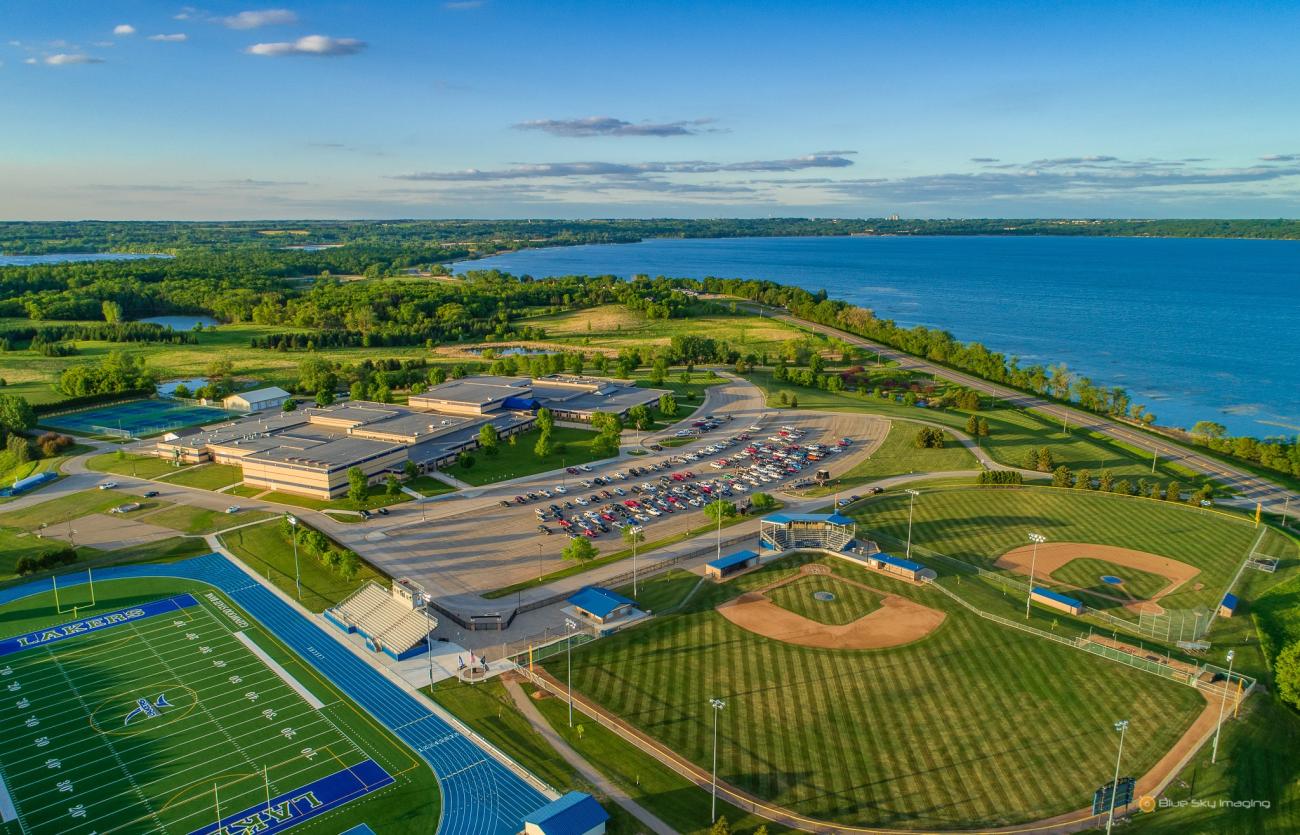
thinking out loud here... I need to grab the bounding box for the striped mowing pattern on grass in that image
[850,487,1259,614]
[554,554,1205,829]
[764,575,881,625]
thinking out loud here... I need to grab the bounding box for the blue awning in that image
[708,549,759,570]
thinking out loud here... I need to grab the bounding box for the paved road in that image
[753,305,1298,510]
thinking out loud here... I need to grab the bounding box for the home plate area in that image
[0,594,390,835]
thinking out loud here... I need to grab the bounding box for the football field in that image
[0,590,397,835]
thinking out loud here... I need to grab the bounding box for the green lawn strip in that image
[0,487,144,528]
[746,370,1220,486]
[812,421,977,493]
[219,521,388,612]
[764,574,881,625]
[0,526,102,580]
[85,451,183,479]
[255,485,412,512]
[159,462,245,490]
[139,503,274,535]
[226,483,264,498]
[847,486,1261,616]
[406,475,456,496]
[0,576,438,834]
[613,567,701,614]
[1048,557,1171,604]
[526,681,794,834]
[451,426,605,486]
[0,534,209,588]
[483,507,770,599]
[557,551,1206,829]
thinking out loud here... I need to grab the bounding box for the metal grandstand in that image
[759,511,856,551]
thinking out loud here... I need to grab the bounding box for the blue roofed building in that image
[706,548,760,579]
[566,586,639,628]
[0,470,57,497]
[1219,592,1239,618]
[1031,586,1085,616]
[523,791,609,835]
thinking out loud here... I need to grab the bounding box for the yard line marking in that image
[232,631,324,709]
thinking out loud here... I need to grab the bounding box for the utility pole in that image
[905,489,920,559]
[709,697,726,824]
[1106,720,1129,835]
[287,514,301,600]
[1026,532,1046,619]
[565,618,577,727]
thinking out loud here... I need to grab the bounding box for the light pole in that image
[425,599,435,688]
[1026,532,1046,619]
[1211,649,1236,764]
[537,542,544,581]
[287,514,301,600]
[1106,719,1129,835]
[565,618,577,727]
[904,489,920,559]
[709,697,726,823]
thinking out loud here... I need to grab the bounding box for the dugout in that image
[1219,593,1239,618]
[707,549,760,579]
[567,586,636,626]
[868,552,928,582]
[1031,587,1085,616]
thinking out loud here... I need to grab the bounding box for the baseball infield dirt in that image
[996,542,1199,614]
[716,564,946,649]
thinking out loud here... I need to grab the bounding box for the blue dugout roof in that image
[1032,587,1084,608]
[874,552,926,573]
[523,791,609,835]
[708,549,759,570]
[1221,593,1239,610]
[567,586,635,619]
[763,511,854,526]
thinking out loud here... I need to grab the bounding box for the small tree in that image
[657,392,678,417]
[789,394,798,408]
[1051,465,1072,488]
[385,474,401,497]
[478,423,500,456]
[1276,642,1300,710]
[709,816,731,835]
[403,460,419,480]
[534,431,553,459]
[914,427,945,449]
[1099,469,1115,492]
[457,450,475,471]
[347,467,368,505]
[535,407,555,435]
[281,398,297,412]
[1165,481,1182,502]
[1074,468,1092,490]
[315,387,335,407]
[704,499,737,524]
[628,404,652,431]
[562,536,598,563]
[750,492,778,512]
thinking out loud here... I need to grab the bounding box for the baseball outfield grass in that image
[1050,558,1170,604]
[847,486,1264,616]
[551,551,1206,829]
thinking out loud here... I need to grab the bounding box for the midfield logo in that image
[124,693,173,726]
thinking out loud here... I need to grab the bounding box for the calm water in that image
[139,315,219,331]
[0,252,170,266]
[456,236,1300,437]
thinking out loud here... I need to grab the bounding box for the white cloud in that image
[148,33,189,42]
[113,24,136,35]
[23,57,36,65]
[44,54,105,66]
[246,35,367,57]
[223,9,299,29]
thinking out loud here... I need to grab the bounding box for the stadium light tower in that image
[708,697,727,823]
[1212,649,1236,764]
[1106,719,1129,835]
[904,489,920,559]
[565,618,578,727]
[287,514,301,600]
[1025,532,1046,619]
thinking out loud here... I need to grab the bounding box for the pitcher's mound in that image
[716,566,945,650]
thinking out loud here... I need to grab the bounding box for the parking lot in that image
[357,406,887,599]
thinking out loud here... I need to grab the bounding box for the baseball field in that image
[553,549,1209,829]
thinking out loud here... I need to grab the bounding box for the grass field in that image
[1050,557,1171,606]
[746,370,1209,486]
[817,421,978,490]
[552,551,1206,829]
[158,463,245,491]
[0,489,143,530]
[405,476,456,497]
[849,486,1262,616]
[138,503,274,535]
[86,452,186,479]
[218,522,387,612]
[765,574,881,625]
[0,577,436,835]
[452,426,604,486]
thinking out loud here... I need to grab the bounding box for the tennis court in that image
[42,401,239,439]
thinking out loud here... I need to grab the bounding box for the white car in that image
[579,464,594,472]
[225,505,240,514]
[575,497,589,506]
[554,485,568,494]
[98,482,118,490]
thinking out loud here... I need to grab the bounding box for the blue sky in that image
[3,1,1299,219]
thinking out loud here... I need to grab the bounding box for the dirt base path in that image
[996,541,1199,614]
[715,564,946,649]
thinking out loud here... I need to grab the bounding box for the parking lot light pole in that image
[1106,719,1129,835]
[287,515,301,600]
[1026,532,1046,618]
[904,489,920,559]
[1212,650,1236,764]
[709,697,726,823]
[565,618,578,727]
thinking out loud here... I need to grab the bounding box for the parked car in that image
[143,490,159,498]
[377,507,389,516]
[225,505,240,514]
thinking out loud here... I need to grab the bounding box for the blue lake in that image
[0,252,171,266]
[456,236,1300,437]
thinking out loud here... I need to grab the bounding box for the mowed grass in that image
[1050,557,1171,603]
[158,462,244,490]
[554,553,1206,829]
[0,577,437,834]
[138,502,273,535]
[86,451,186,479]
[453,426,605,486]
[218,521,387,612]
[824,421,977,487]
[0,488,140,529]
[850,487,1261,614]
[765,574,881,625]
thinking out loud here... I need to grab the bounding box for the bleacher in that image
[326,582,435,661]
[759,512,856,552]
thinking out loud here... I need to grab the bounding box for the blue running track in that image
[0,553,551,835]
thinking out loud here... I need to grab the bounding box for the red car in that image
[624,499,640,508]
[583,528,599,538]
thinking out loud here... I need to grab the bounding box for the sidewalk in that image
[502,676,674,835]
